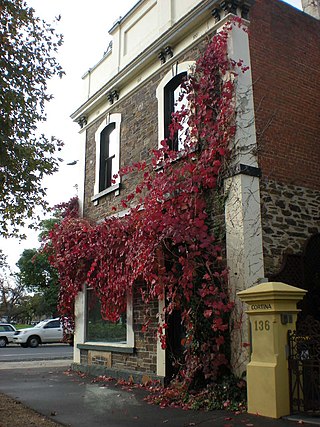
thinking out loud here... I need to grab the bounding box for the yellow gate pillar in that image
[237,282,306,418]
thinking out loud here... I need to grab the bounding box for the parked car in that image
[13,318,68,348]
[0,323,17,347]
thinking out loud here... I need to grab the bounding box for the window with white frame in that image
[156,62,195,151]
[164,72,188,151]
[93,113,121,199]
[99,122,116,191]
[85,287,134,346]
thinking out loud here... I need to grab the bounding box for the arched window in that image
[93,113,121,201]
[99,122,116,192]
[164,72,188,151]
[156,62,195,152]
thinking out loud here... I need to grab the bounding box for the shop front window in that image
[86,289,127,343]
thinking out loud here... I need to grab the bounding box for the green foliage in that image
[0,248,58,322]
[189,375,247,411]
[0,252,27,322]
[15,203,71,318]
[17,250,59,318]
[15,324,32,329]
[9,294,37,323]
[87,321,126,342]
[17,248,59,317]
[0,0,64,237]
[17,248,58,291]
[17,249,46,290]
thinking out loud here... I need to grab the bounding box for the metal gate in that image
[288,318,320,416]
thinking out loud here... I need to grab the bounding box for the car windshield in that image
[34,320,47,328]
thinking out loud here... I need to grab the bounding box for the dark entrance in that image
[165,309,185,381]
[271,233,320,415]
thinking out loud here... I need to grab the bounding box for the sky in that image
[1,0,303,271]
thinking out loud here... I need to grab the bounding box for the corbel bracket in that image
[77,115,87,129]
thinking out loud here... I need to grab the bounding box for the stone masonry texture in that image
[260,179,320,276]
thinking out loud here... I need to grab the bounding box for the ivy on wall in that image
[45,19,248,390]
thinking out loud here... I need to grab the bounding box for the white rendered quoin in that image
[224,21,265,374]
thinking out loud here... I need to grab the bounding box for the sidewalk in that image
[0,362,315,427]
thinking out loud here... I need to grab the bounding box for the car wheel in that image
[20,343,28,348]
[27,336,40,348]
[0,337,7,348]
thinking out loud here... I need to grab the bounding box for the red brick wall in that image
[250,0,320,190]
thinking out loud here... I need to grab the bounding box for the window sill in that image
[77,342,134,354]
[91,183,121,204]
[154,144,198,170]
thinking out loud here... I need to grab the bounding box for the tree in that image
[0,251,26,322]
[16,198,78,318]
[16,248,59,318]
[0,0,64,237]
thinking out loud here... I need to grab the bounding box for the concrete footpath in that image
[0,361,315,427]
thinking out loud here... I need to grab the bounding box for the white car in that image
[0,323,17,347]
[13,318,64,348]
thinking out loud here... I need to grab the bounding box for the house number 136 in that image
[254,320,270,331]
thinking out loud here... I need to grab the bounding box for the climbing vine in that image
[45,19,248,391]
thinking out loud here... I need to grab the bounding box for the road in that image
[0,344,73,364]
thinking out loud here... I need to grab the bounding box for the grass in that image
[15,324,33,330]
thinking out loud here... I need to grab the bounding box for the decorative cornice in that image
[211,8,221,22]
[158,50,166,64]
[212,0,255,22]
[165,45,173,59]
[241,4,251,20]
[107,89,120,104]
[220,0,239,15]
[158,45,174,65]
[76,115,87,129]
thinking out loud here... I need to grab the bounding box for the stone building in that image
[70,0,320,381]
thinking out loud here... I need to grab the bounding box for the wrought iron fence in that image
[288,319,320,415]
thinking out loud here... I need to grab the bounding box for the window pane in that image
[47,321,60,328]
[174,84,188,151]
[164,72,188,151]
[86,289,127,343]
[108,128,117,158]
[108,128,118,182]
[99,123,116,191]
